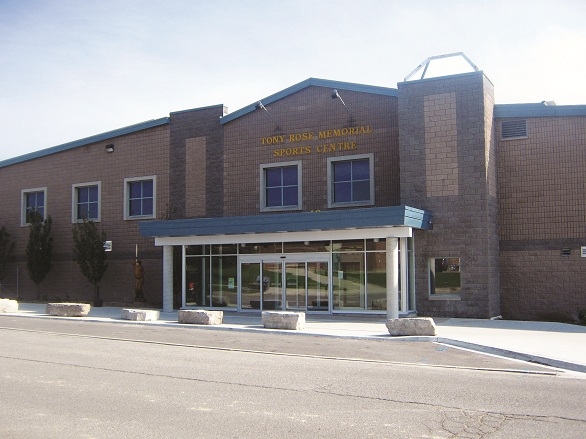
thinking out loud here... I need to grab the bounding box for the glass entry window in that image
[183,238,415,315]
[284,262,306,310]
[307,261,329,311]
[262,262,282,309]
[185,245,238,308]
[239,256,329,312]
[286,262,328,311]
[185,257,210,306]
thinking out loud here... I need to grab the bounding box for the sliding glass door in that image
[239,255,330,312]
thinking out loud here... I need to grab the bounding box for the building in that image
[1,61,584,322]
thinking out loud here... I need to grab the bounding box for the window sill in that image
[260,206,301,213]
[328,201,374,209]
[501,135,528,141]
[125,215,156,221]
[428,294,461,301]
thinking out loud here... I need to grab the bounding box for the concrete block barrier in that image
[262,311,305,330]
[178,309,223,325]
[386,317,437,336]
[0,298,18,313]
[46,302,91,317]
[121,308,160,321]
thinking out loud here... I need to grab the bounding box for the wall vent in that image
[501,120,528,140]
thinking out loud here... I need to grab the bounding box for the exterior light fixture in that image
[105,144,114,153]
[331,89,352,118]
[255,101,281,131]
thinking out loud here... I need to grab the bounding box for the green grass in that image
[435,272,460,288]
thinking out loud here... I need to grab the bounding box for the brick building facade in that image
[496,111,586,321]
[399,73,500,318]
[0,70,584,322]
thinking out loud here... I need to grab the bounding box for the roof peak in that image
[220,77,397,125]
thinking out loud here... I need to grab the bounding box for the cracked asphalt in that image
[2,316,585,438]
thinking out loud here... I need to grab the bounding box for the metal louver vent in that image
[501,120,528,139]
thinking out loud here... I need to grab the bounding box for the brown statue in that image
[133,259,145,301]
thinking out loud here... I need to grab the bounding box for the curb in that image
[2,311,585,374]
[436,338,586,374]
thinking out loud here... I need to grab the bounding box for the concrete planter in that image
[121,308,160,321]
[386,317,437,336]
[46,302,91,317]
[178,309,223,325]
[0,298,18,313]
[262,311,305,330]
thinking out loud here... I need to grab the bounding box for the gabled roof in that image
[220,78,398,125]
[140,205,432,239]
[494,103,586,118]
[0,117,170,169]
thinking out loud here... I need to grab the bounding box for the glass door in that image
[240,262,261,310]
[239,255,330,312]
[185,256,210,307]
[262,262,283,309]
[306,261,329,312]
[284,262,306,311]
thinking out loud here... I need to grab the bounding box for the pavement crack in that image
[2,352,584,434]
[422,409,570,438]
[308,386,586,426]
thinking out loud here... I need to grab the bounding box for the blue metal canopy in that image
[140,205,432,238]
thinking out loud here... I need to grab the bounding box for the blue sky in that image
[1,0,585,161]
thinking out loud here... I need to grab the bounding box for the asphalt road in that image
[1,316,585,438]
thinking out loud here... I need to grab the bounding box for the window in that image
[124,176,156,219]
[260,162,301,211]
[328,154,374,207]
[72,182,101,222]
[429,257,461,296]
[21,187,46,225]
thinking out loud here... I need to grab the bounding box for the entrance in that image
[240,255,330,312]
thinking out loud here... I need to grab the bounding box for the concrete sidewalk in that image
[4,302,586,374]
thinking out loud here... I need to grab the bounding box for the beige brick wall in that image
[185,136,207,217]
[400,72,500,318]
[498,115,586,320]
[500,249,586,321]
[223,86,399,216]
[498,117,586,241]
[424,92,458,197]
[0,124,170,304]
[484,83,497,198]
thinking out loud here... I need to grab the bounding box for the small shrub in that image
[578,308,586,326]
